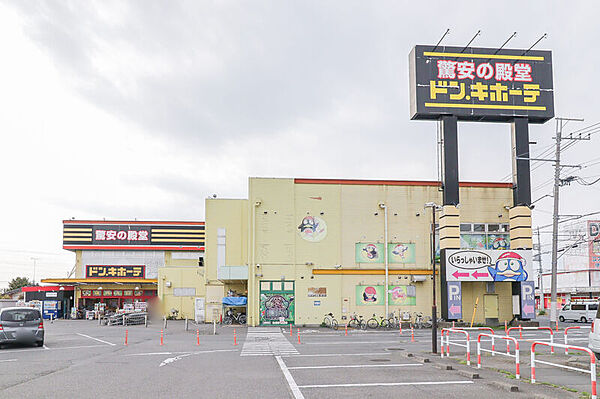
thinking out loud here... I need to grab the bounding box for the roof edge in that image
[294,178,513,188]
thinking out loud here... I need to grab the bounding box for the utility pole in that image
[536,227,544,310]
[549,117,585,324]
[30,257,39,285]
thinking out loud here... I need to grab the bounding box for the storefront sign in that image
[409,45,554,123]
[63,221,205,250]
[388,243,416,263]
[445,249,533,282]
[45,292,58,298]
[86,265,145,278]
[355,243,384,263]
[589,221,600,269]
[520,281,535,319]
[307,287,327,297]
[356,285,417,306]
[447,282,462,319]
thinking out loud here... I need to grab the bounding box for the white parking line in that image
[305,341,401,345]
[0,359,17,363]
[299,381,474,388]
[282,352,391,357]
[76,333,116,346]
[158,349,240,367]
[275,356,305,399]
[0,344,106,353]
[288,363,423,370]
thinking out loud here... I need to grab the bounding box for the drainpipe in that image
[379,202,389,318]
[251,200,261,327]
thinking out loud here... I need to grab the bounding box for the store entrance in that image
[259,280,295,325]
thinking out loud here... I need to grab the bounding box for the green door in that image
[259,281,295,325]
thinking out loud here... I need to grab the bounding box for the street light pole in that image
[425,202,439,354]
[30,257,39,285]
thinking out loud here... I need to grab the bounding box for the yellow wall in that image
[204,198,248,322]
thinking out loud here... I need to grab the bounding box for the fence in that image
[453,327,496,354]
[531,341,597,399]
[441,328,471,365]
[507,326,555,354]
[564,326,592,354]
[476,333,520,379]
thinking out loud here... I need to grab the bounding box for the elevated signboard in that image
[445,249,533,282]
[409,45,554,123]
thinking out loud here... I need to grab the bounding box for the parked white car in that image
[559,302,597,323]
[588,308,600,359]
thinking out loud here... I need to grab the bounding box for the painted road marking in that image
[241,327,299,356]
[298,381,474,389]
[158,349,239,367]
[305,340,400,345]
[0,344,106,353]
[276,356,305,399]
[76,333,116,346]
[0,359,17,363]
[282,352,391,358]
[287,363,423,370]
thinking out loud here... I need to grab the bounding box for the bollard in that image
[145,314,148,328]
[556,320,559,332]
[345,324,348,336]
[297,329,301,344]
[125,329,128,346]
[452,321,455,329]
[196,329,200,346]
[160,329,164,346]
[213,320,216,335]
[399,321,402,335]
[504,320,507,334]
[163,316,167,329]
[290,323,293,337]
[234,329,238,346]
[519,324,522,339]
[411,326,414,342]
[185,318,188,332]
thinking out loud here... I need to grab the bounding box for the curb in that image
[485,380,519,392]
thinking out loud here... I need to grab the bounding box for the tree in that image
[8,277,34,291]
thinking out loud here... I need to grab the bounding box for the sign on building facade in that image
[409,45,554,123]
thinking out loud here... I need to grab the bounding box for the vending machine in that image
[43,300,62,319]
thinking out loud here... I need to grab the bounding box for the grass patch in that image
[580,392,591,399]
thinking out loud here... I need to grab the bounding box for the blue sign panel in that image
[447,281,462,320]
[313,301,321,306]
[520,281,535,319]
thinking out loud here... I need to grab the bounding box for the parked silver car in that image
[0,307,44,348]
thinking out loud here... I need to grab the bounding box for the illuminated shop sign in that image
[86,265,146,278]
[409,45,554,123]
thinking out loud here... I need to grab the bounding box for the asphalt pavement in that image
[0,319,594,398]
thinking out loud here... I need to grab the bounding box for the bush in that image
[538,310,546,315]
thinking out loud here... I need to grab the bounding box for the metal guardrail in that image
[564,326,591,354]
[531,341,597,399]
[507,326,555,354]
[441,328,471,365]
[477,333,520,379]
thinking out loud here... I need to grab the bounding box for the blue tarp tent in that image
[222,297,247,306]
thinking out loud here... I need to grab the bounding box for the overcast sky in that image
[0,1,598,288]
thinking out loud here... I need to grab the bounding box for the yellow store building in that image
[205,177,530,327]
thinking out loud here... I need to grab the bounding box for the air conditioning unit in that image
[165,281,172,288]
[411,275,427,283]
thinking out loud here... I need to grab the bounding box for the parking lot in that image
[0,319,594,398]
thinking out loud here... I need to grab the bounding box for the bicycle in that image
[366,314,388,329]
[387,312,400,330]
[347,313,366,330]
[323,313,339,330]
[412,312,426,329]
[223,308,247,325]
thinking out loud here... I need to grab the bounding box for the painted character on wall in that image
[490,236,509,250]
[488,251,528,281]
[363,286,377,302]
[392,244,409,259]
[298,216,318,235]
[362,244,379,260]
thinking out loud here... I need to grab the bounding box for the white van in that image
[559,302,597,323]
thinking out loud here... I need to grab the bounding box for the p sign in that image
[447,282,462,320]
[520,281,535,319]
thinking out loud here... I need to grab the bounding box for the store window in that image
[433,223,510,260]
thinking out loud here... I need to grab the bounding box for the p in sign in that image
[447,281,462,320]
[520,281,535,319]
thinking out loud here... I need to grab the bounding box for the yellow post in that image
[470,297,479,327]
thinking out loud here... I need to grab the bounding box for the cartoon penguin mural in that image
[488,251,528,282]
